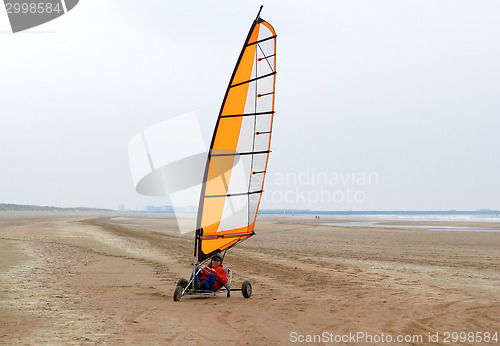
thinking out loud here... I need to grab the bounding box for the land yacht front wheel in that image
[242,280,252,298]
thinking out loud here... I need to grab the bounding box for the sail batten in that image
[195,9,277,262]
[205,190,263,198]
[211,150,270,157]
[220,111,275,118]
[246,35,277,47]
[230,72,276,89]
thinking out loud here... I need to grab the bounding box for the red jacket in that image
[200,265,228,290]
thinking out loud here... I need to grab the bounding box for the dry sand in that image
[0,213,499,345]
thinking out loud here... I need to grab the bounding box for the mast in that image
[256,5,263,20]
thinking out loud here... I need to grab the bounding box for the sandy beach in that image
[1,213,499,345]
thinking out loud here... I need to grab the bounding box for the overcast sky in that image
[1,0,499,211]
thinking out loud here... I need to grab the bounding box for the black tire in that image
[176,278,188,287]
[242,280,252,298]
[173,286,183,301]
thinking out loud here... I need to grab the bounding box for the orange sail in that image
[195,8,277,262]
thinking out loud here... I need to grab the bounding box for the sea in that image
[317,214,500,233]
[258,210,500,233]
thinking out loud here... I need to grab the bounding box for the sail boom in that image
[201,232,255,240]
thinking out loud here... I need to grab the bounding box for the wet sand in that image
[0,213,499,345]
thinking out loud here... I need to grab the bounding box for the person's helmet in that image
[211,253,223,262]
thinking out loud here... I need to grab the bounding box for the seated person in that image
[194,254,228,291]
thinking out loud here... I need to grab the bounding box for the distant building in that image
[144,205,175,213]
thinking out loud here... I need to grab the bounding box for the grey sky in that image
[1,0,499,211]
